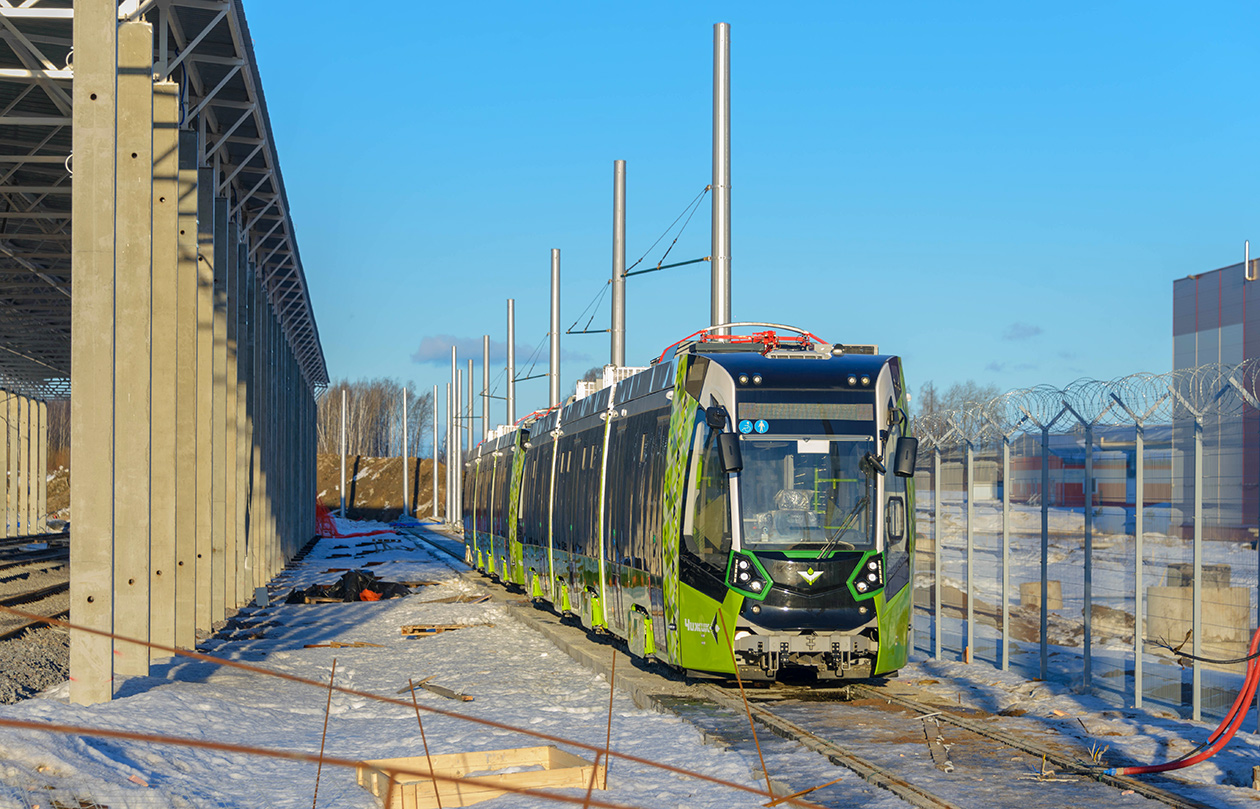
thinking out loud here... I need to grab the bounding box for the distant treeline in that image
[317,378,435,458]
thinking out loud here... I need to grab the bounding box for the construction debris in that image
[421,594,491,605]
[357,745,603,808]
[302,641,385,649]
[401,623,493,638]
[419,682,474,702]
[285,570,413,604]
[396,675,437,694]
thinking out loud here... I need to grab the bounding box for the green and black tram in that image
[462,325,917,681]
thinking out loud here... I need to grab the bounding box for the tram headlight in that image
[728,552,768,596]
[852,554,884,596]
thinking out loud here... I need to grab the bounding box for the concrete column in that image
[113,20,154,678]
[224,220,240,609]
[150,80,179,658]
[19,395,30,536]
[194,167,215,632]
[211,196,229,622]
[36,400,46,533]
[69,0,118,705]
[174,130,199,648]
[237,253,252,594]
[249,269,264,590]
[267,300,279,575]
[5,392,14,537]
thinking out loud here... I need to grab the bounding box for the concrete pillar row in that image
[67,11,323,705]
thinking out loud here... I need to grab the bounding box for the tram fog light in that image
[751,604,762,613]
[856,581,868,592]
[738,374,749,384]
[847,375,858,386]
[860,375,870,386]
[859,606,868,615]
[752,374,763,385]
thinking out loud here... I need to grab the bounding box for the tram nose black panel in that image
[758,554,860,596]
[744,553,870,631]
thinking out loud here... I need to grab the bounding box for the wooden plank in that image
[357,746,603,809]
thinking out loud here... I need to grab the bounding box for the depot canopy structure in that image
[0,0,328,704]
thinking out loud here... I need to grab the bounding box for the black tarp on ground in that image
[285,570,412,603]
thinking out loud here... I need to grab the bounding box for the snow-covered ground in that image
[0,520,871,808]
[1,517,1257,808]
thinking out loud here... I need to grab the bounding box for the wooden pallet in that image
[357,745,603,808]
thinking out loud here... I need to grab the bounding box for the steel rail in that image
[0,607,66,642]
[0,579,68,608]
[692,682,965,809]
[849,683,1215,809]
[0,547,67,573]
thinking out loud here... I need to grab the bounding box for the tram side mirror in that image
[893,436,919,478]
[705,405,728,431]
[717,433,744,473]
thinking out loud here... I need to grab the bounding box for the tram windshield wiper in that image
[814,495,868,560]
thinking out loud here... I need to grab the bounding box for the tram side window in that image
[682,416,733,580]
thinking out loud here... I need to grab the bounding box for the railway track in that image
[0,537,70,643]
[401,526,1221,809]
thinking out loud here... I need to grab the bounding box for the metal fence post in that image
[1002,434,1011,671]
[966,440,974,663]
[1040,424,1050,679]
[1084,421,1094,691]
[1192,415,1203,721]
[934,446,942,661]
[1134,422,1144,708]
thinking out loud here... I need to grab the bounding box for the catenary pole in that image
[338,388,346,516]
[482,335,491,440]
[401,387,409,516]
[711,22,732,334]
[467,359,474,454]
[431,384,439,520]
[507,299,516,427]
[611,161,626,366]
[550,252,561,407]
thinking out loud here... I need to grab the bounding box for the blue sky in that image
[246,1,1260,432]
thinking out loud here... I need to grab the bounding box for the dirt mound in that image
[316,454,447,522]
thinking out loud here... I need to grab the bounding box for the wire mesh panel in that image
[910,363,1260,722]
[912,458,936,656]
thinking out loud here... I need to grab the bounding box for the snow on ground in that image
[892,656,1260,805]
[0,519,805,809]
[2,516,1258,807]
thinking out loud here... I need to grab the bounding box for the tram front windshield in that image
[738,435,877,552]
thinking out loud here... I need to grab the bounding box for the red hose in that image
[1106,623,1260,776]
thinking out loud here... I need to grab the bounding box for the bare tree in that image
[317,378,434,457]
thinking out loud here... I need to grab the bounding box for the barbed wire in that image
[913,360,1260,448]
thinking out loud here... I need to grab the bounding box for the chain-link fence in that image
[912,362,1260,723]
